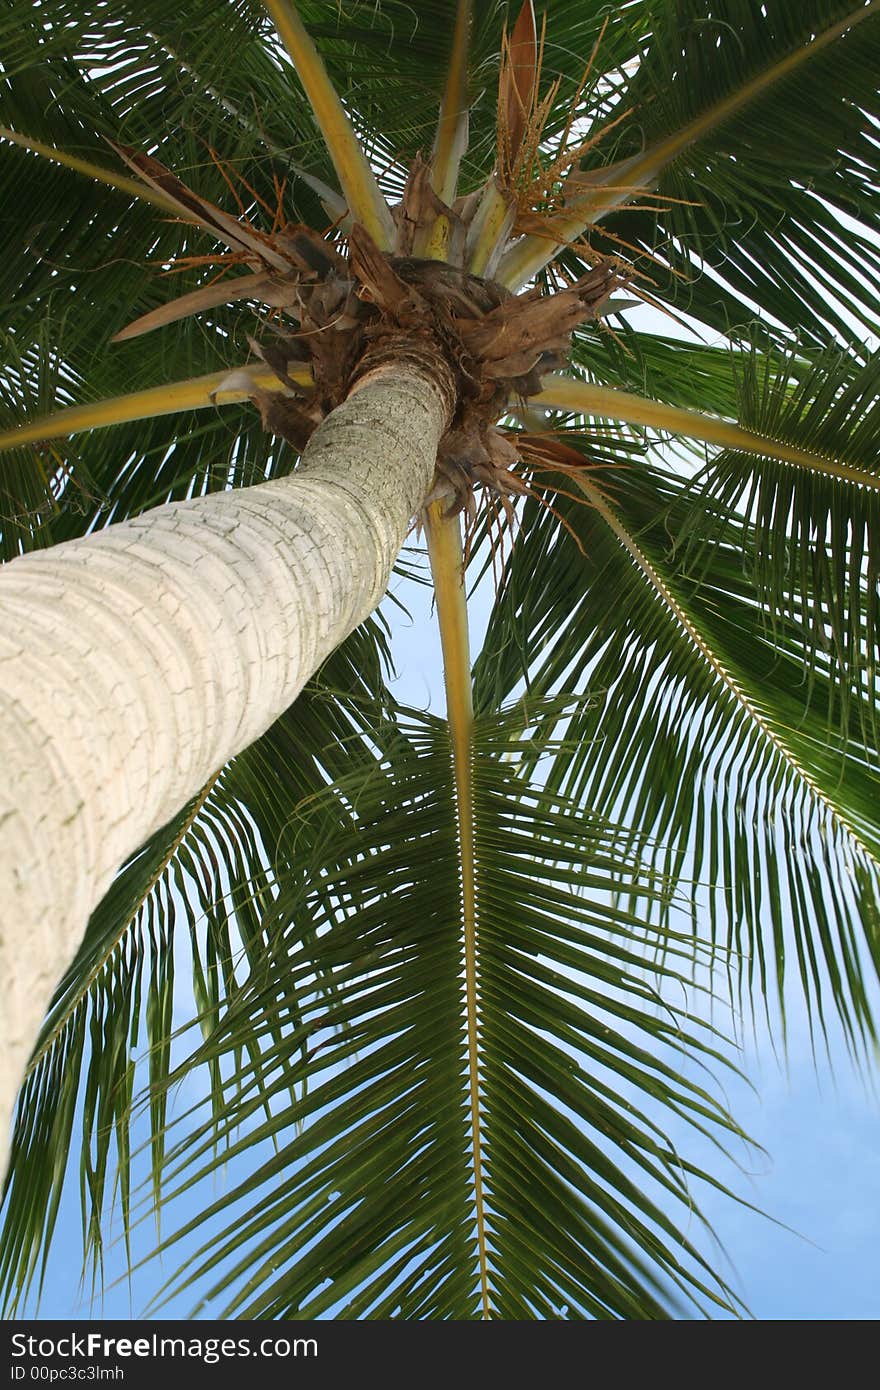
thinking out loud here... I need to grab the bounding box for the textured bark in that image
[0,356,453,1165]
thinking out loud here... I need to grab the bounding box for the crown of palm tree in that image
[1,0,879,1320]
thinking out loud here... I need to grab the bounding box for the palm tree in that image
[0,0,878,1320]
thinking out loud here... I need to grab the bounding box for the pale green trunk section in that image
[0,363,450,1165]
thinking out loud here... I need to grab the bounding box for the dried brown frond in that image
[443,413,625,576]
[460,442,598,571]
[497,1,541,184]
[392,155,466,262]
[163,251,250,277]
[494,9,634,234]
[512,429,620,503]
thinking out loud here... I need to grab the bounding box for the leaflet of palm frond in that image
[473,446,880,1045]
[672,345,880,737]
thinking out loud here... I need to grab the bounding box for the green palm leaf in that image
[475,440,880,1044]
[679,346,880,724]
[621,0,880,344]
[540,0,880,345]
[111,704,750,1320]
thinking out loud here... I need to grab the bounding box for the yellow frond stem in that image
[532,376,880,491]
[430,0,472,206]
[465,179,515,277]
[0,365,310,452]
[421,213,454,262]
[416,0,472,263]
[260,0,395,249]
[424,501,490,1320]
[0,128,182,215]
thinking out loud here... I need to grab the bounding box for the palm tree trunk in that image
[0,352,453,1163]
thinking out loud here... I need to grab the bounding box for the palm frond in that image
[0,366,300,454]
[0,128,181,211]
[0,347,296,562]
[570,327,751,419]
[531,371,880,491]
[673,345,880,728]
[504,0,880,346]
[474,439,880,1047]
[106,703,751,1320]
[0,3,338,359]
[601,0,880,345]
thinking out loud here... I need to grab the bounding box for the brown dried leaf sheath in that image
[113,148,624,520]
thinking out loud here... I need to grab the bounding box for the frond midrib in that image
[425,503,491,1318]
